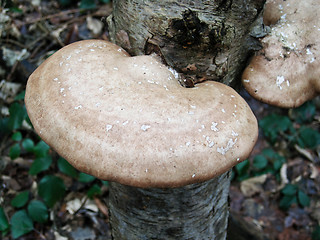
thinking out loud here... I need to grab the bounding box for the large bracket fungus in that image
[242,0,320,108]
[25,39,258,239]
[25,39,258,188]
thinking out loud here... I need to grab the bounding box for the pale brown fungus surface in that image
[242,0,320,108]
[25,40,258,188]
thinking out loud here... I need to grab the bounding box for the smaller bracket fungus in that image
[25,39,258,188]
[242,0,320,108]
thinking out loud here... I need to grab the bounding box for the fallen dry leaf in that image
[240,174,267,197]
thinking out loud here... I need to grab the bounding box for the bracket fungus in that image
[25,39,258,238]
[242,0,320,108]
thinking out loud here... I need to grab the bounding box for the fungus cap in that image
[242,0,320,108]
[25,40,258,188]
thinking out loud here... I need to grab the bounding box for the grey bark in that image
[107,0,266,86]
[106,1,266,239]
[109,171,231,240]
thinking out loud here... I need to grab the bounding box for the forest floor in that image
[0,1,320,240]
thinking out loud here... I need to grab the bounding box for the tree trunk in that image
[106,0,265,239]
[107,0,266,86]
[109,171,231,240]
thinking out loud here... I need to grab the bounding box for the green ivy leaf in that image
[297,127,320,149]
[298,190,310,207]
[33,141,50,157]
[11,132,22,141]
[282,184,298,196]
[11,191,29,208]
[0,207,9,232]
[259,114,293,144]
[57,158,78,178]
[8,102,27,130]
[87,184,101,199]
[9,143,21,160]
[80,0,96,9]
[22,138,35,152]
[29,155,52,175]
[27,200,48,223]
[272,155,286,171]
[58,0,73,7]
[253,155,268,170]
[234,159,250,181]
[279,194,297,210]
[0,117,10,135]
[290,101,316,124]
[14,91,25,101]
[261,148,286,171]
[78,172,96,183]
[312,225,320,240]
[101,181,109,186]
[10,210,33,239]
[38,175,66,207]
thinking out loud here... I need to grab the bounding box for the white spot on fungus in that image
[192,174,196,178]
[167,67,179,79]
[113,67,118,71]
[74,105,82,109]
[60,88,65,93]
[206,136,215,148]
[221,109,226,113]
[141,125,151,131]
[122,120,129,126]
[232,130,239,137]
[106,124,112,132]
[276,75,288,90]
[306,48,313,55]
[211,122,219,131]
[217,138,237,155]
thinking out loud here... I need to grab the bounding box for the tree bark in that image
[109,171,231,240]
[107,0,266,86]
[106,1,266,239]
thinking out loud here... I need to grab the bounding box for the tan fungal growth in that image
[25,40,258,188]
[242,0,320,108]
